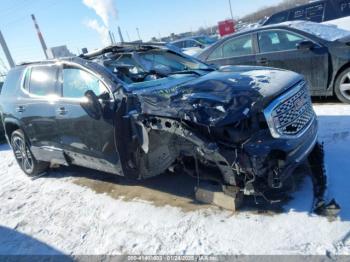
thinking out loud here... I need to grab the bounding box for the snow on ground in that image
[0,104,350,255]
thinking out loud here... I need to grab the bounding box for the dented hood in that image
[133,66,303,127]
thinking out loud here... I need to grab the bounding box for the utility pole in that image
[108,30,114,45]
[136,28,141,42]
[111,32,117,44]
[31,14,49,59]
[118,26,124,43]
[0,30,15,68]
[228,0,234,21]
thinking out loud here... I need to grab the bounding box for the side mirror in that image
[297,40,316,51]
[81,90,102,120]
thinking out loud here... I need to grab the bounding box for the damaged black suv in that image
[0,44,319,205]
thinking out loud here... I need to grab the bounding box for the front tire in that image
[335,68,350,104]
[10,130,49,177]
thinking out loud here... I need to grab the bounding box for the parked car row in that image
[170,35,217,56]
[197,21,350,103]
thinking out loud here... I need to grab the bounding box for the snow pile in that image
[324,17,350,33]
[0,104,349,255]
[282,20,350,41]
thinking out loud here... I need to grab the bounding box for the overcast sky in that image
[0,0,284,67]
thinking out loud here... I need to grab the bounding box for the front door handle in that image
[57,107,68,115]
[257,58,268,65]
[16,106,25,113]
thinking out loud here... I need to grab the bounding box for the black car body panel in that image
[198,21,350,97]
[134,66,303,123]
[0,45,318,201]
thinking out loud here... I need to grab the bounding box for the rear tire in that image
[335,68,350,104]
[10,130,49,177]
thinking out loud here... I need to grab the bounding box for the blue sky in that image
[0,0,283,67]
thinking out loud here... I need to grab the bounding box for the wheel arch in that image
[4,119,21,141]
[333,62,350,92]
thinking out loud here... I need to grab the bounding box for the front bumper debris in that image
[308,142,341,217]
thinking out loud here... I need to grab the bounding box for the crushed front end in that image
[236,81,318,201]
[115,67,337,213]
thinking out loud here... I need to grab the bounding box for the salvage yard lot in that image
[0,104,349,255]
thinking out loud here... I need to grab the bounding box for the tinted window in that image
[62,68,108,98]
[264,11,289,25]
[292,8,306,20]
[207,45,223,60]
[305,4,325,22]
[290,4,325,21]
[29,66,58,96]
[221,35,253,58]
[1,69,23,97]
[172,41,184,48]
[340,1,350,15]
[258,30,306,53]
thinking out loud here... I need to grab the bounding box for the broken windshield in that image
[103,49,211,85]
[137,50,210,72]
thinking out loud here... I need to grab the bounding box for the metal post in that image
[109,30,114,45]
[111,32,116,44]
[228,0,234,21]
[118,26,124,43]
[0,30,15,68]
[31,14,49,59]
[136,28,141,42]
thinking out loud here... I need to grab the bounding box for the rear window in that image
[28,66,59,96]
[0,69,24,97]
[264,12,289,25]
[290,3,325,22]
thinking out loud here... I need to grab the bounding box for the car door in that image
[19,65,61,151]
[56,64,122,174]
[205,34,257,66]
[256,29,329,92]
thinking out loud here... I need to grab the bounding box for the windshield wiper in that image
[168,68,214,76]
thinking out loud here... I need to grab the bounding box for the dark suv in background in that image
[263,0,350,25]
[0,44,318,205]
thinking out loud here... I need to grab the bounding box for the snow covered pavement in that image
[0,104,350,255]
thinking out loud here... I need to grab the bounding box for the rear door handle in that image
[257,58,268,65]
[57,107,68,115]
[16,106,25,113]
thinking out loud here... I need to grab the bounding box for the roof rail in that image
[80,43,167,59]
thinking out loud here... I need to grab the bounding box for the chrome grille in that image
[264,82,315,138]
